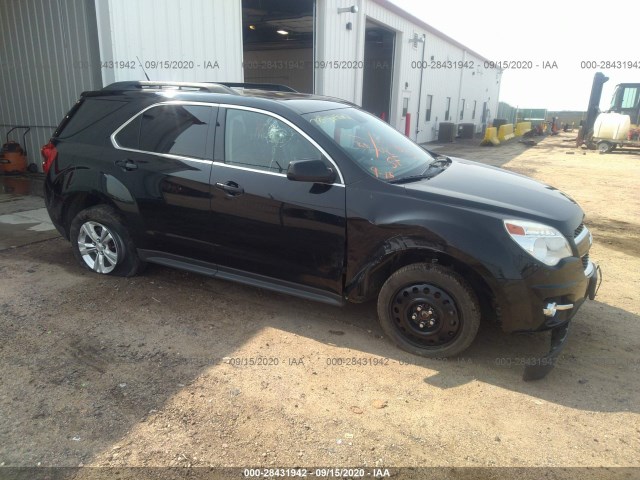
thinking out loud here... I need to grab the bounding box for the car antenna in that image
[136,56,150,81]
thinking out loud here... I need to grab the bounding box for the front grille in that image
[582,253,590,270]
[574,224,592,275]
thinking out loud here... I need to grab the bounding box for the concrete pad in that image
[0,193,60,250]
[0,208,55,230]
[0,194,47,214]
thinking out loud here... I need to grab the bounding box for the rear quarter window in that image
[58,98,129,141]
[115,115,141,149]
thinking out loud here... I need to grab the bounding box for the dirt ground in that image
[0,131,639,478]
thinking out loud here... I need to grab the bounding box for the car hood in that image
[403,157,583,229]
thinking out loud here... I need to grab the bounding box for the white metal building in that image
[0,0,501,169]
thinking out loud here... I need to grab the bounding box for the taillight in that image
[41,142,57,174]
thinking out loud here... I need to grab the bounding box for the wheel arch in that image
[54,166,141,239]
[61,191,120,239]
[345,246,501,324]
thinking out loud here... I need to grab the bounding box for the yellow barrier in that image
[481,126,500,146]
[498,124,515,142]
[515,122,532,137]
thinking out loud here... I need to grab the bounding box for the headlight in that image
[504,220,572,266]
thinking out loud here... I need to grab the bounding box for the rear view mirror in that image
[287,160,336,184]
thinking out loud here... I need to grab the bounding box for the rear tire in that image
[69,205,144,277]
[377,263,480,357]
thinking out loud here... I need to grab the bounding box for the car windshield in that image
[303,108,435,181]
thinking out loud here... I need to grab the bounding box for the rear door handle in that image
[215,181,244,196]
[115,159,138,171]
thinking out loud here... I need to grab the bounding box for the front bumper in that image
[541,261,600,318]
[496,253,598,333]
[522,262,600,381]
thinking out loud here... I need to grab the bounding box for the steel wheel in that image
[77,221,119,274]
[390,282,461,348]
[377,263,480,357]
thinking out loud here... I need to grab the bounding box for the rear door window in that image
[115,104,213,159]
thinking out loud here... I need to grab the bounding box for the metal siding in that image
[460,58,501,132]
[98,0,243,83]
[0,0,502,168]
[363,1,417,133]
[417,35,501,141]
[0,0,101,171]
[315,0,363,103]
[422,35,463,140]
[317,0,502,142]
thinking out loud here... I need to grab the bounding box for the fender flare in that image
[344,235,504,309]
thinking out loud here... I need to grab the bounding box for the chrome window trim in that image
[110,101,218,162]
[217,103,344,184]
[142,152,213,165]
[110,101,346,185]
[212,161,345,186]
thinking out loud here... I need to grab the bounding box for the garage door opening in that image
[241,0,314,93]
[362,21,395,121]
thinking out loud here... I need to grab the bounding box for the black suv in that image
[42,81,600,380]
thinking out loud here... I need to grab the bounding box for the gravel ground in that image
[0,132,638,479]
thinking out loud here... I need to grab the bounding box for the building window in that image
[445,97,451,121]
[460,99,465,120]
[472,100,477,120]
[426,95,433,122]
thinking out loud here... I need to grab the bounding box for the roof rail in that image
[217,82,298,93]
[102,81,236,94]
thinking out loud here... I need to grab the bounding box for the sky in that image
[388,0,638,111]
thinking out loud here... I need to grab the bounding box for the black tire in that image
[597,141,612,154]
[377,263,480,357]
[69,205,145,277]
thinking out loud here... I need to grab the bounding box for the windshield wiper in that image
[388,171,432,184]
[388,157,451,184]
[429,155,452,165]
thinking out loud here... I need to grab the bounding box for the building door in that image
[362,21,395,122]
[241,0,315,93]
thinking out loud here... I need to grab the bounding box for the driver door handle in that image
[215,181,244,196]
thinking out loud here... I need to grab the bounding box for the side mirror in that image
[287,159,336,184]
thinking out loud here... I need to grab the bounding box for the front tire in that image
[377,263,480,357]
[69,205,144,277]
